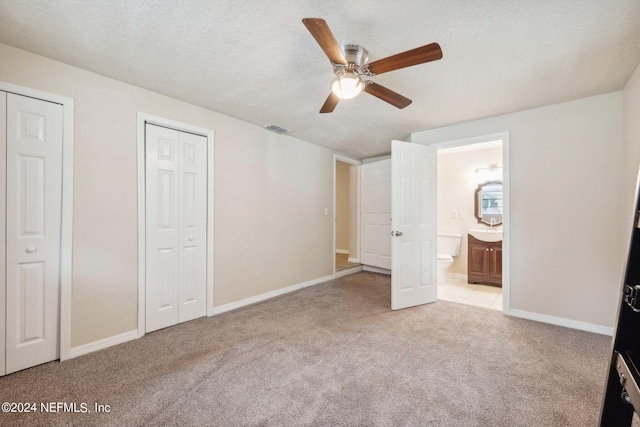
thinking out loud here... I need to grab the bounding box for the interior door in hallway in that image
[390,140,437,310]
[145,124,207,332]
[5,92,63,374]
[360,159,392,269]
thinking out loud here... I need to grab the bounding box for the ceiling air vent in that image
[263,124,290,135]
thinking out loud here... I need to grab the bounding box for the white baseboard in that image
[509,309,613,336]
[335,249,349,255]
[363,265,391,275]
[329,265,364,281]
[211,267,363,315]
[63,269,367,360]
[347,257,360,263]
[69,329,139,359]
[212,282,302,315]
[300,266,362,288]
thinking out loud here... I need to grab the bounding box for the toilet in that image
[437,232,462,284]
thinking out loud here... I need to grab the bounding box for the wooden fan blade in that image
[320,92,339,113]
[364,83,412,109]
[367,43,442,75]
[302,18,347,65]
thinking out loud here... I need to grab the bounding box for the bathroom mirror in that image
[475,181,503,226]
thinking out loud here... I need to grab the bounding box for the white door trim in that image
[333,154,361,273]
[137,113,214,337]
[0,91,5,376]
[431,131,511,314]
[0,80,74,363]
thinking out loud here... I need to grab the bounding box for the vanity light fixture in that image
[474,164,501,174]
[475,164,502,182]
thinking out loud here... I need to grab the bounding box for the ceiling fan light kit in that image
[331,71,364,99]
[302,18,442,113]
[329,44,369,99]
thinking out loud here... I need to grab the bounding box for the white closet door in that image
[360,160,391,269]
[146,124,206,332]
[176,131,207,323]
[6,93,63,374]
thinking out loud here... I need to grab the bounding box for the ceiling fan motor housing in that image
[342,45,368,66]
[332,45,373,78]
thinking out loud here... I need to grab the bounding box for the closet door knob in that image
[26,247,37,253]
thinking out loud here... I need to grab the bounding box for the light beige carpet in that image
[0,272,611,426]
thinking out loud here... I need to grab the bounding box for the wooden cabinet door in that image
[490,243,502,280]
[468,234,502,286]
[468,243,489,277]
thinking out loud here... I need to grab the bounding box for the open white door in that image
[391,140,437,310]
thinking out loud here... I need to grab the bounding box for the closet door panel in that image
[177,132,206,323]
[6,93,62,374]
[146,124,207,331]
[146,124,181,332]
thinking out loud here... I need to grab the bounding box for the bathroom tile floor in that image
[438,278,502,311]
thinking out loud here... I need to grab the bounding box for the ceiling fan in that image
[302,18,443,113]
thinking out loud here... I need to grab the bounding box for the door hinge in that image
[623,284,640,312]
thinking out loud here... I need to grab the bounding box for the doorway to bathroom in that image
[434,133,509,313]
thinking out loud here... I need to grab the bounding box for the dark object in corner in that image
[600,174,640,425]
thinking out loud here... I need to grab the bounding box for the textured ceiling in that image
[1,0,639,159]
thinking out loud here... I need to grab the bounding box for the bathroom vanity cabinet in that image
[467,235,502,287]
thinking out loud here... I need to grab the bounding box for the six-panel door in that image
[360,160,392,269]
[145,124,207,332]
[391,140,437,310]
[5,92,63,374]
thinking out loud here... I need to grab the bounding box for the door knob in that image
[391,231,403,237]
[26,247,37,253]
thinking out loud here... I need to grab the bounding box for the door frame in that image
[0,81,74,368]
[431,131,511,314]
[333,154,361,273]
[136,112,214,337]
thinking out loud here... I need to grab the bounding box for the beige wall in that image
[0,43,334,348]
[335,161,350,252]
[437,147,502,275]
[623,63,640,234]
[413,92,624,328]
